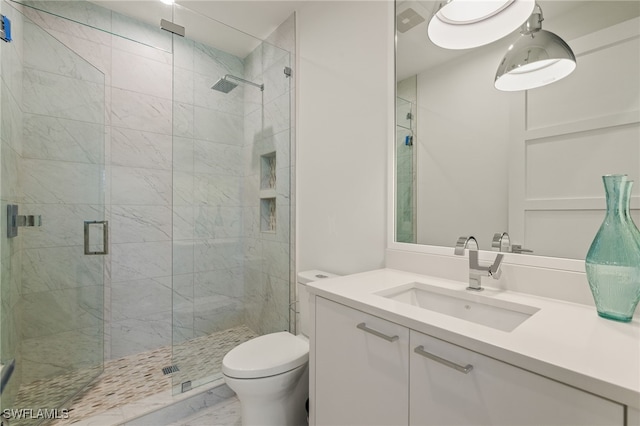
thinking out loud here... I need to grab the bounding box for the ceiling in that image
[89,0,298,57]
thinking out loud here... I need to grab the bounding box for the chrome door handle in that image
[84,220,108,255]
[414,345,473,374]
[356,322,399,342]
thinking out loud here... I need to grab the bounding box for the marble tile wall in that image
[0,1,25,410]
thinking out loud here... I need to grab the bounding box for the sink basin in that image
[376,282,539,332]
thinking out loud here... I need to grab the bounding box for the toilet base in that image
[224,364,309,426]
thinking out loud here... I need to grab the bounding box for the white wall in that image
[295,1,393,275]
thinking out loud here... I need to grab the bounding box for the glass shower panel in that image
[0,1,23,411]
[245,40,292,338]
[170,3,292,394]
[396,96,417,243]
[0,3,105,422]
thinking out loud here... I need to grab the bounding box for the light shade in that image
[494,29,576,91]
[428,0,535,50]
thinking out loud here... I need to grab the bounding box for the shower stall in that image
[0,0,294,423]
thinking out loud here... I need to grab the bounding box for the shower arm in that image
[224,74,264,91]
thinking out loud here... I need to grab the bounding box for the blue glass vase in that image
[585,174,640,322]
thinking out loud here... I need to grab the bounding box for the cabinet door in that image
[409,330,624,425]
[315,297,409,426]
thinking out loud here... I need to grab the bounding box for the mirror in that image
[395,0,640,259]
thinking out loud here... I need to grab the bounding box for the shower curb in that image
[119,381,235,426]
[66,378,232,426]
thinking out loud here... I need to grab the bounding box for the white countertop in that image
[306,268,640,409]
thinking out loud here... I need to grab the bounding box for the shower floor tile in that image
[11,325,256,426]
[171,327,258,391]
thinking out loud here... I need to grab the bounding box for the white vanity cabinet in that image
[314,296,409,426]
[409,330,624,425]
[313,297,626,426]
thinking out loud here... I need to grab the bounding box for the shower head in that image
[211,77,238,93]
[211,74,264,93]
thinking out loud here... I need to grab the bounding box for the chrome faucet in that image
[454,235,478,255]
[467,250,503,291]
[491,232,511,252]
[455,235,504,291]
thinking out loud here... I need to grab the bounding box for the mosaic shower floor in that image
[11,325,257,426]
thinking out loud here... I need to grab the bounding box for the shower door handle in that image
[84,220,108,255]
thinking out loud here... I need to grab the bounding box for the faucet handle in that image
[455,235,478,255]
[489,254,504,279]
[511,244,534,254]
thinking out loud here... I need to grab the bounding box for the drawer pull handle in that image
[356,323,399,342]
[414,345,473,374]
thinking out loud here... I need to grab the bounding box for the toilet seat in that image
[222,332,309,379]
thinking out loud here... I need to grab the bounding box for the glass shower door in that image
[0,4,105,422]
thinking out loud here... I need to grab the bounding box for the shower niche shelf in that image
[260,152,277,233]
[260,152,276,190]
[260,197,276,233]
[260,189,277,199]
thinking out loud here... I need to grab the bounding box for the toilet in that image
[222,270,338,426]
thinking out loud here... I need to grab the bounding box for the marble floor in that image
[10,325,256,426]
[167,396,241,426]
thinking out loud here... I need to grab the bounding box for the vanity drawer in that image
[409,330,625,425]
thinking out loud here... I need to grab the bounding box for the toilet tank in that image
[297,270,339,336]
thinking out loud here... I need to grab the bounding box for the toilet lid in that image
[222,332,309,379]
